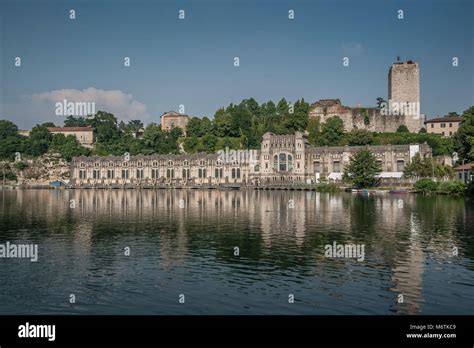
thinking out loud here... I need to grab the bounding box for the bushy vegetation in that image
[315,182,340,193]
[414,178,466,195]
[414,178,439,194]
[403,153,454,180]
[437,181,465,195]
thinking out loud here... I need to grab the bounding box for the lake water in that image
[0,189,473,314]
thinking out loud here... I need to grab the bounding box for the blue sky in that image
[1,0,473,129]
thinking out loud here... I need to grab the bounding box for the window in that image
[441,123,446,128]
[93,169,101,179]
[121,169,129,179]
[431,124,434,128]
[274,153,293,172]
[449,131,453,136]
[449,123,452,127]
[107,170,114,179]
[397,160,405,172]
[167,169,174,178]
[136,169,144,179]
[80,162,85,168]
[214,168,223,178]
[198,168,206,178]
[254,164,260,172]
[94,162,99,167]
[153,161,158,167]
[182,168,190,178]
[183,160,189,166]
[333,161,340,173]
[168,160,173,166]
[232,168,240,179]
[79,170,86,179]
[314,161,321,173]
[109,162,114,167]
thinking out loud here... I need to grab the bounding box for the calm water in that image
[0,189,473,315]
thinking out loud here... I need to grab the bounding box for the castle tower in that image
[388,60,423,132]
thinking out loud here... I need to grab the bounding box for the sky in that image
[0,0,473,129]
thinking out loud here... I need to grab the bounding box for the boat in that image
[389,189,408,194]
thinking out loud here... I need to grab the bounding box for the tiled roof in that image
[455,163,474,171]
[48,127,94,132]
[425,116,462,123]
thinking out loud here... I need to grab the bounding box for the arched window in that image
[274,153,293,172]
[153,161,158,167]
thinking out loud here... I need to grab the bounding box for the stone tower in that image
[388,60,423,132]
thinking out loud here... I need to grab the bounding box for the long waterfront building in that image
[70,132,432,187]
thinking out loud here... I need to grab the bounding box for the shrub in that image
[437,180,465,195]
[414,178,438,194]
[315,182,340,193]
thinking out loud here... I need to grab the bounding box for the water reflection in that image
[0,189,472,314]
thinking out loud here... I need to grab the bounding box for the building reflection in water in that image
[3,189,470,314]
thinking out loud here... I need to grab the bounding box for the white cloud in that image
[28,87,149,122]
[341,42,366,56]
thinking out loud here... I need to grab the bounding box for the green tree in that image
[454,106,474,161]
[186,117,203,137]
[25,124,52,157]
[343,148,381,188]
[0,120,23,160]
[50,134,90,161]
[320,116,344,146]
[397,125,409,133]
[346,129,374,146]
[403,153,454,180]
[64,116,88,127]
[183,136,200,153]
[202,134,218,152]
[283,112,308,132]
[276,98,289,116]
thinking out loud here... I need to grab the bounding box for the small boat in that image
[389,189,408,194]
[49,180,66,188]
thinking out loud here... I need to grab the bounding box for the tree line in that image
[0,100,472,166]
